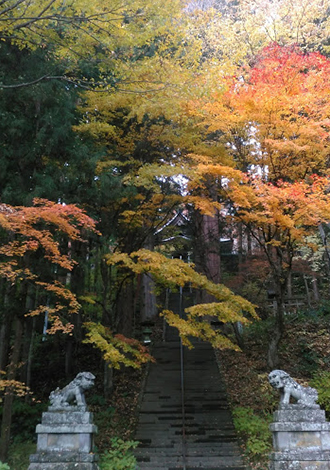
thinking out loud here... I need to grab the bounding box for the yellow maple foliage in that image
[107,248,257,349]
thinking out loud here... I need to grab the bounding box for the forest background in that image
[1,0,330,468]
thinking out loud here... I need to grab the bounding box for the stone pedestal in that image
[269,404,330,470]
[28,406,99,470]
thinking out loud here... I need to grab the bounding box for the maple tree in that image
[0,199,100,461]
[183,43,330,366]
[226,176,330,367]
[182,155,330,366]
[3,3,330,463]
[0,0,201,93]
[107,248,257,349]
[192,43,330,180]
[197,0,330,69]
[0,199,99,325]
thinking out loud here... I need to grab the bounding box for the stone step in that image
[135,449,242,457]
[136,442,241,450]
[134,318,246,470]
[137,467,246,470]
[136,456,244,466]
[138,464,246,470]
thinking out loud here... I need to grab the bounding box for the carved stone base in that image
[269,405,330,470]
[270,450,330,470]
[28,451,99,470]
[28,408,99,470]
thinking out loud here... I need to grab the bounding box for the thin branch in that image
[0,0,11,7]
[0,0,25,18]
[0,74,52,88]
[0,74,173,94]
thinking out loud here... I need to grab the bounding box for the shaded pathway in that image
[134,331,246,469]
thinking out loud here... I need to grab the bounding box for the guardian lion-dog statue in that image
[49,372,95,409]
[268,369,318,406]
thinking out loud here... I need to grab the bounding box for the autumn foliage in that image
[0,199,98,333]
[2,0,330,466]
[108,249,257,349]
[199,44,330,180]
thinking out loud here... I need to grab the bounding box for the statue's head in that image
[268,369,289,389]
[75,372,95,391]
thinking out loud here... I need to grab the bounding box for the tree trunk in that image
[141,274,157,321]
[0,317,24,462]
[312,273,320,304]
[116,280,134,336]
[25,318,36,392]
[103,362,113,400]
[237,222,243,274]
[287,272,292,299]
[0,316,12,372]
[267,283,286,369]
[267,323,282,370]
[65,336,74,380]
[318,224,330,297]
[232,322,244,349]
[20,317,34,384]
[303,275,312,309]
[0,284,13,372]
[193,210,221,304]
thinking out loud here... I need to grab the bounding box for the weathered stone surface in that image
[270,450,330,461]
[37,424,97,433]
[41,410,94,425]
[269,401,330,470]
[29,451,98,463]
[49,372,95,410]
[34,411,97,454]
[269,450,330,470]
[269,458,330,470]
[28,463,99,470]
[271,428,330,452]
[28,374,99,470]
[269,370,318,406]
[273,405,325,423]
[29,446,99,470]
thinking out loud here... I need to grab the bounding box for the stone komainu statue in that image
[49,372,95,409]
[268,369,318,406]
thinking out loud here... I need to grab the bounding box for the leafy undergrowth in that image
[216,314,330,470]
[5,366,146,470]
[99,437,139,470]
[91,366,147,454]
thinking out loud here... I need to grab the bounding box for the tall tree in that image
[0,42,99,206]
[192,44,330,180]
[186,44,330,366]
[0,199,98,462]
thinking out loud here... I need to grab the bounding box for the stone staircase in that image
[133,336,246,470]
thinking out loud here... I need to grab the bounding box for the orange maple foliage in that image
[186,158,330,367]
[197,44,330,180]
[0,199,99,333]
[226,175,330,251]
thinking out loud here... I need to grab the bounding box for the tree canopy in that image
[2,0,330,463]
